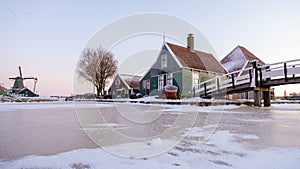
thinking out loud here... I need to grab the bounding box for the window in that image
[158,75,164,90]
[146,80,150,89]
[143,80,147,89]
[161,54,167,69]
[192,71,199,89]
[116,77,121,87]
[167,73,173,86]
[143,80,150,89]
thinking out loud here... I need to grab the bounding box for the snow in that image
[0,129,299,169]
[221,46,248,73]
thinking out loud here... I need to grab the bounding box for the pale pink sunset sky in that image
[1,1,300,96]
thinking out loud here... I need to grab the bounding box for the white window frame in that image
[158,74,164,91]
[167,73,173,86]
[161,54,167,69]
[192,71,199,89]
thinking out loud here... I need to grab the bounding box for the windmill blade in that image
[9,77,17,80]
[23,77,35,80]
[19,66,23,78]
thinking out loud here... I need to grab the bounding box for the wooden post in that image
[259,68,263,87]
[253,61,258,87]
[217,77,220,92]
[231,74,235,89]
[204,83,207,97]
[249,69,252,84]
[284,63,288,82]
[266,66,271,81]
[193,86,195,97]
[293,65,295,79]
[263,88,271,107]
[254,88,261,107]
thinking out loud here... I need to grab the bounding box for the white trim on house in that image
[118,74,131,89]
[139,43,166,78]
[167,73,173,86]
[181,67,224,76]
[165,42,183,68]
[158,74,164,91]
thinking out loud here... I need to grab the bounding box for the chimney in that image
[187,33,194,51]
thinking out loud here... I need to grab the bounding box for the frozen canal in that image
[0,102,299,169]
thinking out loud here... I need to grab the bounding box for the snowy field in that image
[0,102,300,169]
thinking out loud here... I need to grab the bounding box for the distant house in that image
[139,34,227,98]
[220,46,274,99]
[16,88,39,97]
[220,45,265,73]
[108,74,141,99]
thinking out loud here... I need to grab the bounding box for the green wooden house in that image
[139,34,227,98]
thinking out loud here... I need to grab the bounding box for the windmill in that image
[9,66,39,97]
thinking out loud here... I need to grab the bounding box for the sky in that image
[1,0,300,96]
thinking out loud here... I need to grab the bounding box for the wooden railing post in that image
[253,61,258,87]
[204,83,207,97]
[249,69,252,84]
[284,62,288,82]
[217,77,220,92]
[231,74,235,89]
[266,66,271,82]
[259,68,263,87]
[193,86,195,97]
[293,65,295,79]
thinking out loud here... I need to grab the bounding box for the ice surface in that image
[0,102,113,111]
[0,129,299,169]
[0,102,300,169]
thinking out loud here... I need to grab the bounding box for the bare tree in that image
[76,47,117,96]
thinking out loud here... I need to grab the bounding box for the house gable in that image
[150,43,182,76]
[109,74,141,98]
[221,46,265,73]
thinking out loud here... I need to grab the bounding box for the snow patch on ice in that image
[0,129,299,169]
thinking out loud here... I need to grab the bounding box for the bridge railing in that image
[195,59,300,96]
[194,65,254,95]
[259,59,300,81]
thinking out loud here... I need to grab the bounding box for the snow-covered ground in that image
[0,102,300,169]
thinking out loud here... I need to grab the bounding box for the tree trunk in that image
[96,86,101,96]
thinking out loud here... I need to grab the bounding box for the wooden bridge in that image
[194,59,300,107]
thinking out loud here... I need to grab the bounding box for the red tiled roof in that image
[166,42,226,74]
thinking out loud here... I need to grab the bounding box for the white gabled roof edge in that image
[118,73,131,89]
[107,73,130,90]
[139,42,166,78]
[165,42,183,68]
